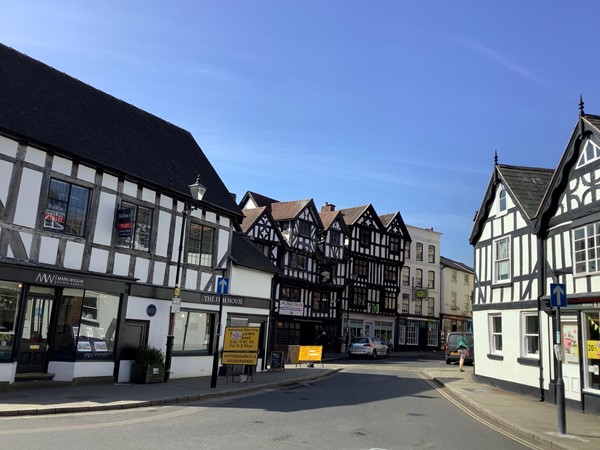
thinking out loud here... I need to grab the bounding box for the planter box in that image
[131,363,165,384]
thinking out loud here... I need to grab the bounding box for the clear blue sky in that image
[2,1,597,266]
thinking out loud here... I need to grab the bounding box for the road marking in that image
[0,406,203,435]
[416,372,545,450]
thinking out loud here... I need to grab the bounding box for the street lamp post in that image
[210,268,227,389]
[164,176,206,382]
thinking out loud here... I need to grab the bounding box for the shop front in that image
[0,262,130,384]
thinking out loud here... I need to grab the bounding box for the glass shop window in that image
[0,280,21,360]
[173,310,215,354]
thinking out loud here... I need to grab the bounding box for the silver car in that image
[348,336,390,359]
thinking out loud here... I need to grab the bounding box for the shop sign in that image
[221,351,258,365]
[223,327,260,351]
[202,295,244,306]
[35,272,84,288]
[279,300,303,316]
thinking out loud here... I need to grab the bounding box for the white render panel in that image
[205,211,216,224]
[160,194,172,209]
[155,210,171,257]
[14,168,42,228]
[134,257,150,283]
[142,187,156,204]
[24,146,45,166]
[0,134,18,158]
[153,261,166,285]
[184,268,198,290]
[504,213,515,232]
[101,173,118,191]
[89,247,109,273]
[574,276,587,292]
[52,155,73,175]
[516,213,527,229]
[0,159,12,205]
[77,164,96,183]
[513,236,522,278]
[123,180,137,198]
[38,235,59,265]
[220,216,230,229]
[94,192,117,246]
[218,228,229,262]
[171,215,184,262]
[113,252,130,277]
[563,232,573,267]
[590,275,600,293]
[16,231,32,260]
[64,241,84,270]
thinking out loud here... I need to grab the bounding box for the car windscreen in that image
[351,338,369,344]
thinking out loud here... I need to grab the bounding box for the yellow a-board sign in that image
[299,345,322,362]
[223,327,260,352]
[222,351,258,365]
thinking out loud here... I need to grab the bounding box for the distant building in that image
[439,256,473,341]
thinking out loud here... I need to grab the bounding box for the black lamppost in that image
[210,267,227,388]
[164,176,206,382]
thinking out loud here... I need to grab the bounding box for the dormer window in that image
[577,140,600,168]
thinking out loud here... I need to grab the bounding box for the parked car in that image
[348,336,390,359]
[444,332,474,365]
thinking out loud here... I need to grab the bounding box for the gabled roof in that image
[319,210,348,234]
[0,44,242,219]
[470,163,553,244]
[239,207,267,233]
[440,256,473,274]
[239,191,279,209]
[379,211,412,241]
[535,113,600,234]
[339,204,385,229]
[269,199,323,228]
[231,232,281,275]
[497,165,554,219]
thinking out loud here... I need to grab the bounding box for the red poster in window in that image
[117,208,133,237]
[44,210,66,223]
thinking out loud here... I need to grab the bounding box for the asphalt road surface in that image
[0,359,549,450]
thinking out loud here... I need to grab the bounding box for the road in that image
[0,358,549,450]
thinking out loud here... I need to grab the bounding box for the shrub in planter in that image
[131,346,165,384]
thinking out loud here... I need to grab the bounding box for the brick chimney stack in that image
[321,202,336,213]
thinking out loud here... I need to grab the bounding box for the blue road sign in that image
[550,283,567,308]
[217,277,229,295]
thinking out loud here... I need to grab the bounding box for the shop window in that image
[188,223,214,267]
[584,312,600,391]
[0,281,21,360]
[406,321,418,345]
[173,310,214,354]
[115,201,153,251]
[397,324,406,345]
[276,321,300,345]
[427,322,439,346]
[43,178,90,236]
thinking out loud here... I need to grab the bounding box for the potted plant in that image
[131,346,165,384]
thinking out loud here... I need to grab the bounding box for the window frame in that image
[115,201,154,251]
[573,223,600,275]
[187,222,215,267]
[172,309,215,355]
[428,245,435,263]
[415,268,423,287]
[390,236,401,255]
[358,228,371,248]
[498,186,507,213]
[521,312,539,358]
[402,266,410,286]
[490,314,503,354]
[427,270,435,289]
[43,178,91,237]
[493,236,511,283]
[416,243,423,261]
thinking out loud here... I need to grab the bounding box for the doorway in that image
[17,287,56,373]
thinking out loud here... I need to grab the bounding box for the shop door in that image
[17,293,55,373]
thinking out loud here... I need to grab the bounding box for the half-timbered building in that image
[471,104,600,413]
[0,44,275,385]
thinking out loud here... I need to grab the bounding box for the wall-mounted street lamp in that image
[164,175,206,382]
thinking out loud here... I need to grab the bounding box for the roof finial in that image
[579,95,585,116]
[494,150,498,165]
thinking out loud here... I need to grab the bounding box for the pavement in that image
[1,353,599,450]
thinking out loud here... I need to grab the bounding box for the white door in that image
[561,319,581,401]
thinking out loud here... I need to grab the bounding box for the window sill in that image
[491,282,512,289]
[487,353,504,361]
[517,357,539,366]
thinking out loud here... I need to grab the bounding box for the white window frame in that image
[398,324,406,345]
[406,321,418,345]
[489,314,503,354]
[521,312,539,358]
[498,186,507,213]
[573,223,600,275]
[493,236,511,283]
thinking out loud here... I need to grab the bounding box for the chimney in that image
[321,202,336,213]
[230,193,237,203]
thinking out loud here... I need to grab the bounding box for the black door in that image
[17,293,55,373]
[418,325,428,351]
[119,320,149,360]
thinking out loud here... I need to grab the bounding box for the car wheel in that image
[445,359,451,365]
[372,350,377,359]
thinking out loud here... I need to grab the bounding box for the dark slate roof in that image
[0,43,241,219]
[241,191,279,208]
[231,232,281,275]
[440,256,473,273]
[584,114,600,130]
[497,164,554,219]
